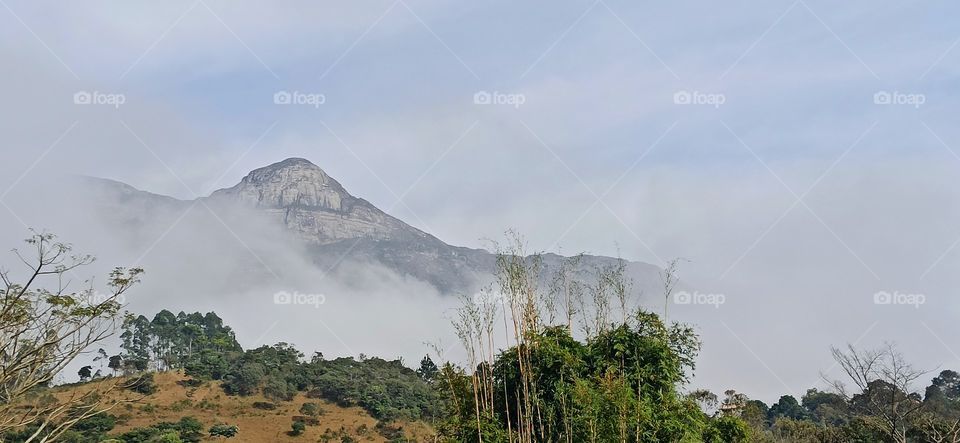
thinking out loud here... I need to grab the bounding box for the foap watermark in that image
[873,290,925,308]
[673,290,725,308]
[673,90,725,108]
[273,290,326,308]
[473,90,526,108]
[273,90,326,108]
[873,90,925,108]
[73,90,126,108]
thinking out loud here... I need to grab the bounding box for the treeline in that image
[208,341,441,421]
[696,363,960,442]
[80,310,443,424]
[117,311,243,374]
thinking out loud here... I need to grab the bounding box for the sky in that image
[1,0,959,403]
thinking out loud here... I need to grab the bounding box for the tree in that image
[688,389,719,416]
[769,395,807,421]
[825,343,926,443]
[741,400,769,429]
[150,309,179,371]
[918,370,960,443]
[801,388,848,425]
[0,232,143,442]
[78,365,93,381]
[108,354,123,375]
[703,416,751,442]
[120,314,152,371]
[720,389,749,417]
[416,355,439,382]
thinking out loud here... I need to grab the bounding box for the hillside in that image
[49,371,435,443]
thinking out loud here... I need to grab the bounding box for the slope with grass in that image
[50,371,435,443]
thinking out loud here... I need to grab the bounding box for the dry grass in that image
[53,371,436,442]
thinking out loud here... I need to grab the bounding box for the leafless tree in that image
[0,232,142,442]
[659,258,683,322]
[824,343,926,443]
[918,412,960,443]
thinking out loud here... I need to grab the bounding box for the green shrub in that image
[114,416,203,443]
[252,401,276,410]
[289,421,306,436]
[299,402,320,416]
[126,373,158,395]
[208,424,239,438]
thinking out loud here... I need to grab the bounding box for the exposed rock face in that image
[80,157,661,295]
[208,158,436,245]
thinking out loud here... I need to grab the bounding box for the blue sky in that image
[2,0,960,402]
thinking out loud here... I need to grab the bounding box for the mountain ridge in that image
[80,157,660,294]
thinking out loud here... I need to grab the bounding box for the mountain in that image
[208,158,436,246]
[80,158,660,295]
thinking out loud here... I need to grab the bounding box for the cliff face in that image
[208,158,437,246]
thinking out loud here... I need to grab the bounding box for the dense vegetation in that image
[2,414,230,443]
[6,233,960,442]
[433,243,747,442]
[211,342,441,421]
[103,309,442,423]
[115,311,243,376]
[721,367,960,442]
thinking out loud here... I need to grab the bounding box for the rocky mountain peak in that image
[213,158,351,211]
[208,158,435,245]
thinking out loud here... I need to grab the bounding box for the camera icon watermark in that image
[873,90,925,108]
[73,90,126,109]
[473,90,526,109]
[873,290,925,308]
[273,90,326,108]
[673,90,725,108]
[673,290,725,308]
[273,290,325,308]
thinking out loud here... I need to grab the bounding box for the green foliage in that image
[3,414,118,443]
[126,373,158,395]
[289,420,306,436]
[120,311,242,375]
[703,416,751,442]
[769,395,808,422]
[416,355,439,382]
[78,365,93,381]
[440,311,706,442]
[221,362,265,396]
[252,401,276,410]
[208,423,239,438]
[299,402,320,416]
[117,310,440,423]
[114,416,204,443]
[306,356,442,421]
